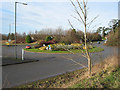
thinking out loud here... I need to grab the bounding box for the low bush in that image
[25,35,32,43]
[39,46,47,50]
[51,44,83,51]
[83,45,93,49]
[45,36,53,42]
[55,43,65,45]
[52,47,66,51]
[38,43,93,51]
[39,40,56,46]
[64,41,71,45]
[71,43,82,47]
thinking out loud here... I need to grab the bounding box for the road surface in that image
[2,42,118,88]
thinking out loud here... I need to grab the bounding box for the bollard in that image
[22,49,24,61]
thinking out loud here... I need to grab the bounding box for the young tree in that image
[70,0,98,76]
[25,35,32,43]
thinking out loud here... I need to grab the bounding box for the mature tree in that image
[7,33,15,40]
[109,19,118,28]
[106,20,120,46]
[11,33,15,40]
[7,33,11,40]
[2,34,7,40]
[96,27,102,34]
[77,30,84,42]
[108,19,118,33]
[54,28,64,43]
[97,27,110,37]
[23,32,26,38]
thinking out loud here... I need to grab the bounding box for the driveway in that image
[2,42,118,88]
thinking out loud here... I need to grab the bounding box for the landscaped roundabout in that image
[24,43,104,54]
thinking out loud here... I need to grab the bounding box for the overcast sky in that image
[0,0,118,34]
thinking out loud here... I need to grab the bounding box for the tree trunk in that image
[84,5,92,76]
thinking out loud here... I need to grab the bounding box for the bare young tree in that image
[70,0,98,76]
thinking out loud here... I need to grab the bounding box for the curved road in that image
[2,42,118,88]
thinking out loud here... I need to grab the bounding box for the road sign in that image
[8,39,11,42]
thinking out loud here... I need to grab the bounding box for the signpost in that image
[22,49,24,60]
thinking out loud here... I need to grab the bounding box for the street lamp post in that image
[9,23,14,41]
[15,2,27,59]
[9,24,11,40]
[9,24,11,35]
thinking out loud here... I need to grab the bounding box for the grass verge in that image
[24,47,104,54]
[14,55,119,88]
[71,67,120,88]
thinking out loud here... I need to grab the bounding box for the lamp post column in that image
[15,2,17,59]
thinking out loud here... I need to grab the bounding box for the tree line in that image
[2,28,102,44]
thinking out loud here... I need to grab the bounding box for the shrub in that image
[39,40,46,45]
[87,32,102,42]
[45,36,53,42]
[105,27,119,46]
[83,45,93,49]
[39,46,47,50]
[65,41,71,45]
[25,35,32,43]
[51,44,83,51]
[56,43,65,45]
[71,43,82,46]
[52,47,66,51]
[88,45,93,49]
[39,40,56,46]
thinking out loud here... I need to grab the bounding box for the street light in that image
[8,23,14,42]
[15,2,27,59]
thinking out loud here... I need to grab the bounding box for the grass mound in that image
[24,46,104,54]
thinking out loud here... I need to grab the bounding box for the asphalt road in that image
[2,42,118,88]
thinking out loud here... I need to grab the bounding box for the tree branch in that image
[71,15,82,23]
[77,0,85,16]
[68,19,74,29]
[70,0,85,24]
[87,15,99,26]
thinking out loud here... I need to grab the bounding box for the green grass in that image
[24,47,104,54]
[71,67,120,88]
